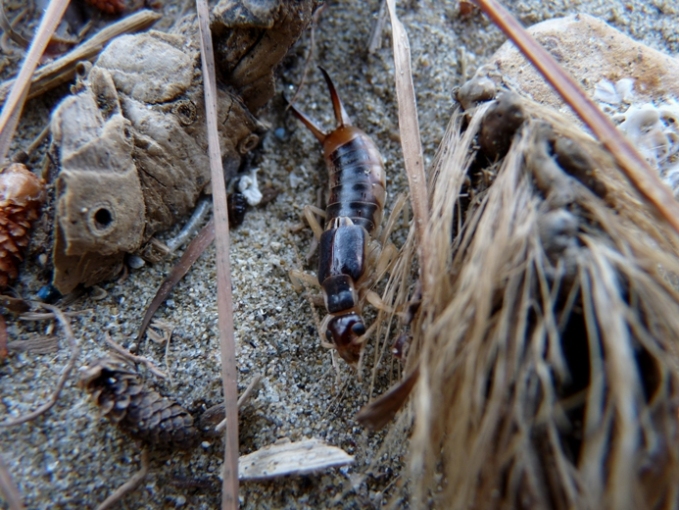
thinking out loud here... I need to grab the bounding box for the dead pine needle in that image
[195,1,239,509]
[0,303,79,428]
[95,448,149,510]
[0,9,162,104]
[0,314,7,360]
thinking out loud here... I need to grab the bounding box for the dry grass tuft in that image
[386,92,679,509]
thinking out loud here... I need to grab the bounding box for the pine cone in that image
[0,163,45,288]
[80,357,199,450]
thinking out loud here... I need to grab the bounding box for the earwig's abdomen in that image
[324,127,386,235]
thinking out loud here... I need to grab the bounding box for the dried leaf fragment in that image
[238,438,354,481]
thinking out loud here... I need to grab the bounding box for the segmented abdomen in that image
[326,131,386,235]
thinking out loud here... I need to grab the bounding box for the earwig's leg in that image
[305,237,319,263]
[303,205,326,240]
[289,269,324,306]
[379,192,408,245]
[308,293,325,307]
[365,289,393,313]
[289,269,319,292]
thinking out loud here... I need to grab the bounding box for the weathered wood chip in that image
[238,438,354,481]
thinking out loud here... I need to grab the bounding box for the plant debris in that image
[238,438,354,481]
[0,163,45,288]
[80,356,199,449]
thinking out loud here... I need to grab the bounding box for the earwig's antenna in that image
[319,66,352,127]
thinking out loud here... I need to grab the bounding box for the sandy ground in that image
[0,0,677,508]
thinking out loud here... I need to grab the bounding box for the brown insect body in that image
[290,69,386,365]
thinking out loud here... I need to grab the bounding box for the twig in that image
[0,303,79,428]
[0,452,24,510]
[215,374,263,433]
[196,2,239,509]
[95,448,149,510]
[472,0,679,236]
[0,10,162,104]
[104,333,167,380]
[0,0,71,163]
[0,3,31,49]
[385,0,431,293]
[166,197,212,252]
[24,123,51,157]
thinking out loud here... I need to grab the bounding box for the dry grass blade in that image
[0,453,24,510]
[136,220,215,341]
[472,0,679,236]
[0,9,161,104]
[95,448,149,510]
[385,0,430,291]
[195,1,239,508]
[0,303,79,428]
[0,0,70,163]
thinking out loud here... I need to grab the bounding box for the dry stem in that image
[196,2,239,508]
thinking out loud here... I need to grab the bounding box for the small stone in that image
[127,255,146,269]
[486,14,679,118]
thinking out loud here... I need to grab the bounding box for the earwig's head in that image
[325,312,367,365]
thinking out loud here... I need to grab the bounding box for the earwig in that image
[289,68,388,365]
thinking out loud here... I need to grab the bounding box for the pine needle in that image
[195,2,239,508]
